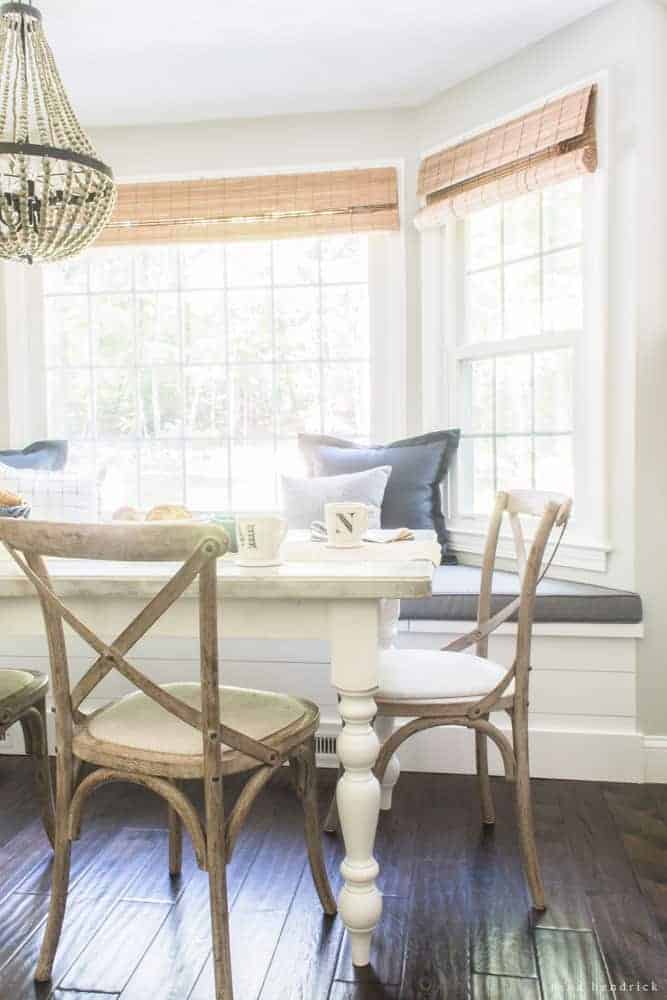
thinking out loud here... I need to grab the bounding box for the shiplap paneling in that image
[0,613,642,780]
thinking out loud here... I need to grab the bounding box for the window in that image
[454,178,582,515]
[42,236,371,514]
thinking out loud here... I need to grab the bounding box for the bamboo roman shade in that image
[96,167,400,246]
[415,85,597,229]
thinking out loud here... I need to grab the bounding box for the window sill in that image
[448,520,611,574]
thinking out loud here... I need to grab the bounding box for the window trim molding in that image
[0,262,45,448]
[447,518,611,574]
[421,74,610,575]
[369,231,407,441]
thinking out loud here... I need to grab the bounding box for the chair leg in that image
[35,752,73,982]
[21,701,56,848]
[294,740,337,915]
[375,714,400,811]
[512,708,545,910]
[168,804,183,877]
[475,716,495,826]
[323,764,341,835]
[204,772,234,1000]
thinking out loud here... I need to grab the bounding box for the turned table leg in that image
[331,601,383,968]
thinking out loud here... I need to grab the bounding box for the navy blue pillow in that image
[299,430,460,564]
[0,440,68,471]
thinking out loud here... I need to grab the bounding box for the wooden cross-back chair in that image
[326,489,572,911]
[0,667,55,847]
[0,519,335,1000]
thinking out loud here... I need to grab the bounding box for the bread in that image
[0,487,24,507]
[145,504,193,522]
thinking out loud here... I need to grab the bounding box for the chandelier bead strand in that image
[0,1,115,263]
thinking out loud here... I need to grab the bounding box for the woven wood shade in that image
[415,85,596,228]
[97,167,399,246]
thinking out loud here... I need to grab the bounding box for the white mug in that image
[235,514,288,567]
[324,502,369,548]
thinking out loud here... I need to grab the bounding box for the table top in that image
[0,530,437,602]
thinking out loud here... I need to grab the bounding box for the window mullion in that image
[176,248,187,507]
[270,241,278,507]
[131,256,141,510]
[492,357,497,495]
[85,261,97,508]
[455,329,575,361]
[530,352,536,489]
[535,191,544,490]
[318,239,325,434]
[496,205,505,494]
[224,246,233,510]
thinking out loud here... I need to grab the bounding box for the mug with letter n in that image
[235,514,288,566]
[324,502,369,548]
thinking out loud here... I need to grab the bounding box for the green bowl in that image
[210,514,238,553]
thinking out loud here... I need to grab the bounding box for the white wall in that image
[632,0,667,739]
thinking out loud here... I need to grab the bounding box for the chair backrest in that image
[0,519,277,769]
[476,490,572,681]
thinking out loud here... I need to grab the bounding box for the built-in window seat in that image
[400,566,643,624]
[393,566,646,783]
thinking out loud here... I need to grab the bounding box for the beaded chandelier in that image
[0,1,115,264]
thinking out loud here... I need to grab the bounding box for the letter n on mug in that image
[324,502,369,548]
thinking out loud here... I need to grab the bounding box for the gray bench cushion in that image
[400,565,643,624]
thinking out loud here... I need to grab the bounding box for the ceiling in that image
[43,0,609,127]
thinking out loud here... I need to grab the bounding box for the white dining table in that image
[0,529,438,966]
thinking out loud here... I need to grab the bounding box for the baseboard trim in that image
[643,736,667,783]
[3,716,654,785]
[316,719,644,782]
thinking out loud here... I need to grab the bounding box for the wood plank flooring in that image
[0,757,666,999]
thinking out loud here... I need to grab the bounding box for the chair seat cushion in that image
[86,683,312,757]
[0,668,37,702]
[377,648,512,703]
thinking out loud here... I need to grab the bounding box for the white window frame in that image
[3,232,406,493]
[420,78,610,574]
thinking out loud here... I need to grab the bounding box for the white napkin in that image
[310,521,415,543]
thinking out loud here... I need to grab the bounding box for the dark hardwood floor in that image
[1,756,666,999]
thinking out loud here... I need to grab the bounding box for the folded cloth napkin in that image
[365,528,415,543]
[310,521,415,543]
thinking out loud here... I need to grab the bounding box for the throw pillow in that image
[281,466,392,530]
[298,430,460,563]
[0,440,67,471]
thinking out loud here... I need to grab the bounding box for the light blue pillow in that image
[281,466,392,529]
